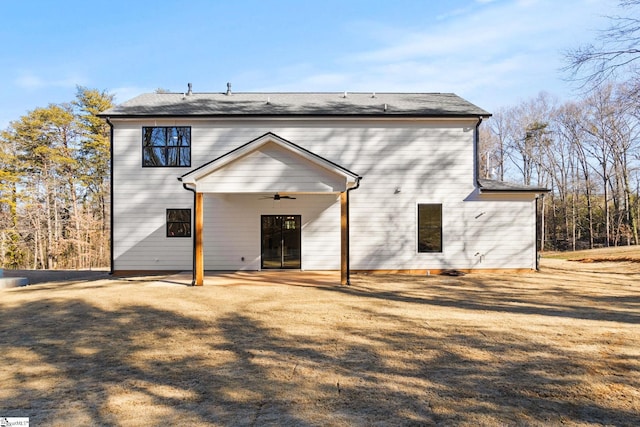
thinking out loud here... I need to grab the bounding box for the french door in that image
[261,215,301,269]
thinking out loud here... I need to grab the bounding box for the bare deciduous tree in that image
[481,83,639,251]
[564,0,640,90]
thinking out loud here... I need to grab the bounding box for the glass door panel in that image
[261,215,301,269]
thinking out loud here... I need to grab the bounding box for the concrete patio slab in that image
[160,270,343,287]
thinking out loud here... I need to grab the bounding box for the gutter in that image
[106,117,114,275]
[96,113,490,120]
[179,179,197,286]
[345,177,362,285]
[478,188,551,194]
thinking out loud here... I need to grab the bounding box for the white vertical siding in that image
[112,119,538,271]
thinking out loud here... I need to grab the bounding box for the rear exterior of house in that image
[100,88,547,283]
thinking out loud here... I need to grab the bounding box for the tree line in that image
[480,83,639,251]
[0,87,113,269]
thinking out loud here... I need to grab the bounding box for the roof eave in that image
[98,113,491,119]
[477,178,550,193]
[479,188,550,194]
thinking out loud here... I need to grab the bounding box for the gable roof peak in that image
[180,132,360,190]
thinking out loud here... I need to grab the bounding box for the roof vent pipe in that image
[226,82,232,95]
[187,83,192,96]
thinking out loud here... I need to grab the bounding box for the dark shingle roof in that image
[99,92,490,118]
[478,179,549,193]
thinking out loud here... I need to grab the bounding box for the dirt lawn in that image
[1,253,639,426]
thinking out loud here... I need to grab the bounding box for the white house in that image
[99,85,548,285]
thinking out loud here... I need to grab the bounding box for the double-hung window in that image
[417,204,442,252]
[142,126,191,167]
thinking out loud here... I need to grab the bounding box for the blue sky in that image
[0,0,615,129]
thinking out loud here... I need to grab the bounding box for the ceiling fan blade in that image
[258,193,297,200]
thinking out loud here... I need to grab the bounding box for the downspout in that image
[106,117,114,275]
[474,116,484,185]
[536,195,540,271]
[179,179,197,286]
[345,176,362,285]
[536,193,544,271]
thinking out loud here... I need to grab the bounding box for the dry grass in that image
[1,251,639,426]
[543,245,640,262]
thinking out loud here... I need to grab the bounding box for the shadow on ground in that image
[0,266,638,425]
[2,269,110,285]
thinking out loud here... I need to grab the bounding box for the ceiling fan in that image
[260,193,296,200]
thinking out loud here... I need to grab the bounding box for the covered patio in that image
[178,132,361,286]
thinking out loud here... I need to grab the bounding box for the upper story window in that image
[142,127,191,167]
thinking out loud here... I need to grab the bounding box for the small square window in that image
[167,209,191,237]
[143,127,191,167]
[418,204,442,252]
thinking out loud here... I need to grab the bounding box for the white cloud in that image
[15,74,45,89]
[356,1,584,63]
[327,0,614,109]
[14,71,87,91]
